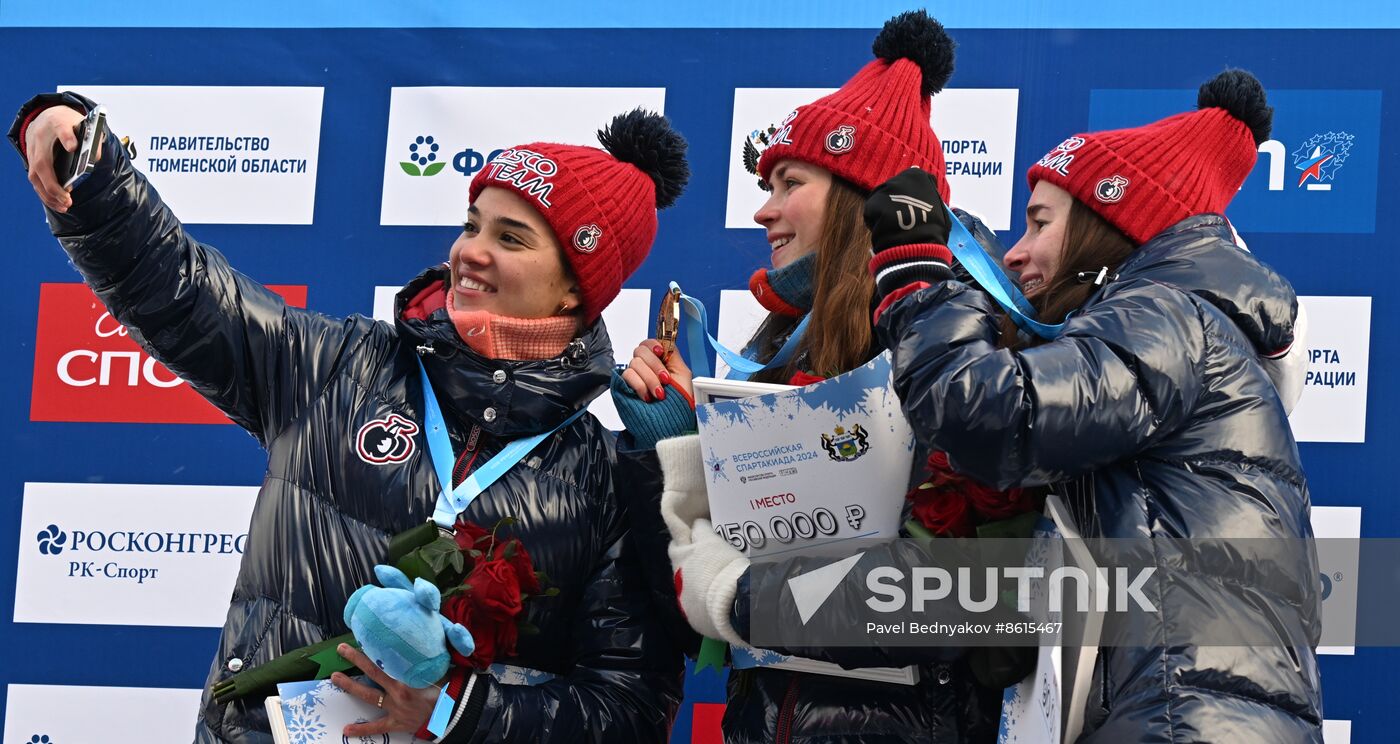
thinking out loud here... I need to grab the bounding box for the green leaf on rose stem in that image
[533,571,550,584]
[399,162,422,176]
[502,541,517,559]
[423,162,446,176]
[396,552,438,585]
[422,540,459,574]
[468,549,483,559]
[387,521,441,566]
[903,519,937,540]
[518,621,540,635]
[543,587,561,597]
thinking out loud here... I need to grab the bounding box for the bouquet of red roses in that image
[903,452,1044,689]
[437,519,554,669]
[211,517,554,702]
[904,452,1044,539]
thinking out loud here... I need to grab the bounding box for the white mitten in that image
[656,435,749,646]
[656,434,710,545]
[670,518,750,646]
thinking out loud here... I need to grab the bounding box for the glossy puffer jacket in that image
[617,209,1010,744]
[18,95,682,744]
[877,214,1323,743]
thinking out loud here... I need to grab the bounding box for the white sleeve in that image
[1260,300,1309,415]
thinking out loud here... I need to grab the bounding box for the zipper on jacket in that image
[451,424,483,488]
[775,672,800,744]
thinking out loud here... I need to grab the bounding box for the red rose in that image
[909,484,973,537]
[922,452,964,490]
[964,483,1035,521]
[468,613,519,669]
[453,520,492,553]
[440,561,526,669]
[491,538,542,596]
[440,593,484,666]
[468,559,524,621]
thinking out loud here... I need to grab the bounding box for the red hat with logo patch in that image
[1026,69,1273,246]
[469,109,689,323]
[750,10,956,201]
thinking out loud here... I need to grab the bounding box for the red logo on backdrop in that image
[31,283,309,424]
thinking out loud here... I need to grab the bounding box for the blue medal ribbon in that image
[416,358,585,528]
[943,206,1065,340]
[672,281,809,381]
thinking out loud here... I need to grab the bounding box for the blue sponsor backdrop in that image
[0,10,1395,743]
[1089,89,1383,233]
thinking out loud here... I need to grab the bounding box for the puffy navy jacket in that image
[876,214,1323,743]
[618,210,1009,744]
[18,96,682,743]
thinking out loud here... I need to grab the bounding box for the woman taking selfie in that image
[13,96,690,742]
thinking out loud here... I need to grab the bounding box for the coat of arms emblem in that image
[820,424,870,463]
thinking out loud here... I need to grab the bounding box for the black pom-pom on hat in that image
[597,108,690,210]
[871,9,957,98]
[1197,68,1273,145]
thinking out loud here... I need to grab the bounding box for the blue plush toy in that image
[344,565,475,689]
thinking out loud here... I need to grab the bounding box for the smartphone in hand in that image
[51,106,107,190]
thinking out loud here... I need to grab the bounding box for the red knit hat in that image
[750,10,956,200]
[1027,69,1273,246]
[469,109,689,323]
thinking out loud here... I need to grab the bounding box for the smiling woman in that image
[999,181,1135,338]
[12,89,692,744]
[448,188,580,321]
[865,69,1324,744]
[607,10,1019,744]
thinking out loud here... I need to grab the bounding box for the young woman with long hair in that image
[865,69,1323,742]
[611,11,1012,742]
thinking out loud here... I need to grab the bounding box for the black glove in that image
[864,167,955,299]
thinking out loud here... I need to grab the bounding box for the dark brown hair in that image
[999,197,1137,349]
[748,177,875,382]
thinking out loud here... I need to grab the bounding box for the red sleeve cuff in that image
[16,105,49,162]
[868,243,953,274]
[873,282,931,325]
[415,666,471,740]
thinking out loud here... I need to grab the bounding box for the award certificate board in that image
[265,679,428,744]
[695,352,917,685]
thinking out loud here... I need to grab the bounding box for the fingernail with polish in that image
[658,371,671,385]
[652,345,665,356]
[654,386,666,401]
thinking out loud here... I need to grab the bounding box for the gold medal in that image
[656,286,681,363]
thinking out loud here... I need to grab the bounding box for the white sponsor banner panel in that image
[1289,296,1371,443]
[15,483,256,627]
[380,87,667,226]
[1312,506,1362,655]
[4,684,202,744]
[715,289,769,379]
[726,87,1019,230]
[372,286,650,430]
[1324,720,1351,744]
[60,85,324,225]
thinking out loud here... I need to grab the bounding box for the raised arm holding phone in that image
[12,92,692,743]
